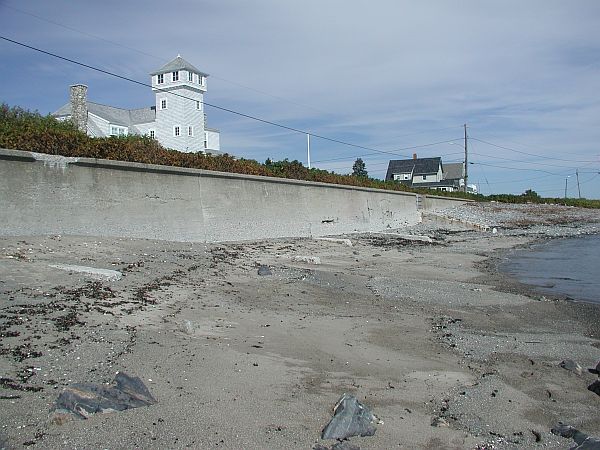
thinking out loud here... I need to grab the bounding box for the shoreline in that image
[1,202,600,449]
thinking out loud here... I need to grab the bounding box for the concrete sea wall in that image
[0,148,467,242]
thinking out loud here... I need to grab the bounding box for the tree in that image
[352,158,368,177]
[521,189,540,199]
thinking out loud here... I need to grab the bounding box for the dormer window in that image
[188,71,193,82]
[199,76,205,86]
[172,71,179,82]
[157,74,164,84]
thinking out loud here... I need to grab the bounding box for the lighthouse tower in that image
[150,55,208,153]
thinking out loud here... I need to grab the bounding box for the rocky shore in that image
[1,202,599,449]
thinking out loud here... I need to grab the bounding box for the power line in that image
[470,136,597,163]
[469,151,578,169]
[374,124,464,143]
[0,35,424,160]
[312,138,463,164]
[8,4,479,137]
[3,4,335,117]
[482,173,561,185]
[4,4,161,61]
[469,161,567,175]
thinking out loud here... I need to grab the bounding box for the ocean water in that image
[501,234,600,304]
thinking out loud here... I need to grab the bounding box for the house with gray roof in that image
[385,154,469,192]
[442,162,465,190]
[53,55,220,154]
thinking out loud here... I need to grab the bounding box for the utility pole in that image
[463,123,468,193]
[307,133,311,169]
[576,169,581,198]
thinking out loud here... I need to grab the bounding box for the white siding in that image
[205,130,220,152]
[135,121,155,137]
[154,87,205,152]
[88,113,110,137]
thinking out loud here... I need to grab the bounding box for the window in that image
[172,71,179,82]
[160,99,167,109]
[204,132,208,148]
[157,74,164,84]
[188,71,193,82]
[422,175,427,180]
[110,125,126,136]
[196,101,201,110]
[393,173,411,181]
[149,130,155,139]
[188,126,193,136]
[174,126,180,137]
[199,75,205,86]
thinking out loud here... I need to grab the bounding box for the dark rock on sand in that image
[51,372,156,422]
[588,380,600,397]
[560,359,584,376]
[258,265,272,276]
[551,423,600,449]
[321,393,378,440]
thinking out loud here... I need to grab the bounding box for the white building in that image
[53,55,220,153]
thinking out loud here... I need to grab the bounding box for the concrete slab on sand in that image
[1,203,599,449]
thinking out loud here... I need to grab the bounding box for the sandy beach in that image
[1,202,599,449]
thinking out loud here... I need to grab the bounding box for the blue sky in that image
[1,0,599,198]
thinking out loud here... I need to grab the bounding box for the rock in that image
[51,372,156,422]
[588,380,600,397]
[257,265,272,276]
[313,442,360,450]
[551,423,600,449]
[181,320,195,335]
[332,442,360,450]
[321,393,378,440]
[291,256,321,265]
[431,416,450,427]
[48,264,122,281]
[588,361,600,375]
[560,359,584,375]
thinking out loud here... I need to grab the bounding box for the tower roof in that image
[150,55,208,76]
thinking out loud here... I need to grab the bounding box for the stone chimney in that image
[412,153,417,160]
[70,84,88,133]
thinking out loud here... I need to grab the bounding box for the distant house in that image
[441,162,464,191]
[385,154,473,192]
[53,55,220,154]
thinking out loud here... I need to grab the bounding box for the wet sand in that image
[1,203,600,449]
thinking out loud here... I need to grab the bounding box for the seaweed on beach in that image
[361,235,440,249]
